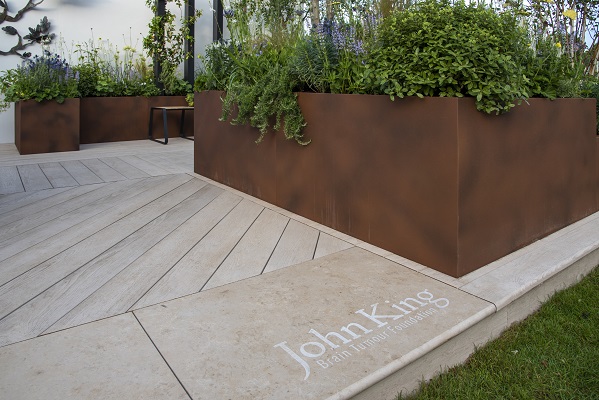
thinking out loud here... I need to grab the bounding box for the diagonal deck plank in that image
[0,166,24,195]
[202,209,289,291]
[38,162,79,188]
[132,198,263,309]
[45,185,228,333]
[0,187,72,216]
[135,153,188,174]
[60,160,103,185]
[0,178,164,263]
[0,184,105,227]
[0,175,195,318]
[115,155,171,176]
[99,157,150,179]
[0,175,188,288]
[313,232,354,259]
[16,164,52,192]
[80,159,127,182]
[0,180,214,345]
[0,182,123,242]
[263,220,320,273]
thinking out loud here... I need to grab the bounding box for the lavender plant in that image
[0,50,78,110]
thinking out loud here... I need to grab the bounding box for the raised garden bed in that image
[15,99,80,155]
[194,90,598,277]
[80,96,193,144]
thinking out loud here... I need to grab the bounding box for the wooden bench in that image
[148,106,194,145]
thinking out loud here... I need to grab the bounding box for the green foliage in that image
[0,51,78,110]
[143,0,201,95]
[524,35,585,99]
[73,38,160,97]
[365,0,531,114]
[194,41,238,92]
[219,45,308,144]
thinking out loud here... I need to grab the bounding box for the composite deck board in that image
[0,180,215,345]
[0,182,125,243]
[203,209,289,291]
[0,175,195,317]
[46,185,229,333]
[80,159,127,182]
[0,178,158,263]
[38,162,79,188]
[16,164,52,192]
[99,157,150,179]
[0,166,24,195]
[0,184,105,227]
[115,155,171,176]
[0,188,72,216]
[263,220,320,273]
[0,176,187,288]
[313,232,354,259]
[133,198,263,309]
[60,160,103,185]
[135,153,188,174]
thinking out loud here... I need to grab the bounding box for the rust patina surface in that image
[80,96,193,144]
[15,99,80,155]
[194,91,598,277]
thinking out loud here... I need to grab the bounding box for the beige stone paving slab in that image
[135,247,494,400]
[460,211,599,310]
[0,313,189,400]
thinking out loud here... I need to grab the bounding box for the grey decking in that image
[0,139,354,347]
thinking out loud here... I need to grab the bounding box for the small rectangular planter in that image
[15,99,80,155]
[80,96,193,144]
[194,91,599,277]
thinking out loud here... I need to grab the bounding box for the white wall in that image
[0,0,215,144]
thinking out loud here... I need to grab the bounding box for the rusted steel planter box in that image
[15,99,80,155]
[194,91,598,277]
[80,96,193,144]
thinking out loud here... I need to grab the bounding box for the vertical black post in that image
[213,0,223,42]
[184,0,195,87]
[154,0,166,92]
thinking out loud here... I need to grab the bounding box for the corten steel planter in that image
[194,91,599,277]
[80,96,193,144]
[15,99,80,155]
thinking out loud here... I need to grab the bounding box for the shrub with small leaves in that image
[364,0,531,114]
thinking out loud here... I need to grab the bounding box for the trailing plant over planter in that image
[195,0,599,143]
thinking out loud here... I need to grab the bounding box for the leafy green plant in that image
[143,0,200,95]
[198,0,309,145]
[0,50,78,110]
[73,37,159,97]
[363,0,532,114]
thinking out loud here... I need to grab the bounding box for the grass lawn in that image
[401,266,598,400]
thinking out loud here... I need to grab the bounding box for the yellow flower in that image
[563,9,577,20]
[555,42,562,48]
